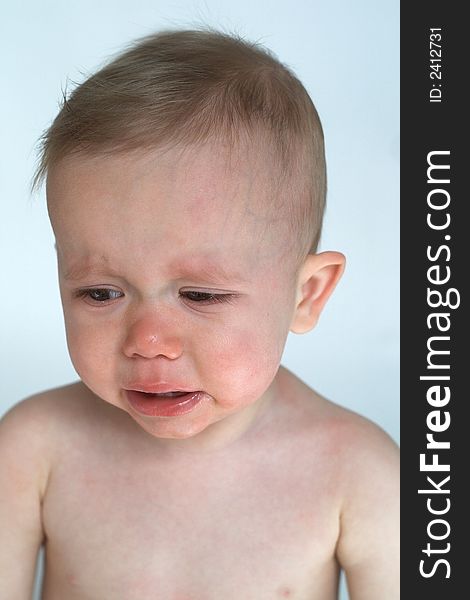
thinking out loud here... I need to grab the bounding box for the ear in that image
[290,251,345,334]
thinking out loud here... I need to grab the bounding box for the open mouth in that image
[140,391,189,398]
[125,389,205,417]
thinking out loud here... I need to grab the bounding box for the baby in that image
[0,28,399,599]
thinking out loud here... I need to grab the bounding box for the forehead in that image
[47,141,295,274]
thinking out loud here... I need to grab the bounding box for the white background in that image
[1,2,399,598]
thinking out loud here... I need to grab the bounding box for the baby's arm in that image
[335,416,399,599]
[0,396,50,599]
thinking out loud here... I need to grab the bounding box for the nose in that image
[122,311,184,360]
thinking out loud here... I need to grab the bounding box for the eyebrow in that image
[168,258,248,286]
[62,260,121,282]
[62,256,248,285]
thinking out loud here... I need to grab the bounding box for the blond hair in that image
[32,27,326,258]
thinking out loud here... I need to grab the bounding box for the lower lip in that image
[125,390,205,417]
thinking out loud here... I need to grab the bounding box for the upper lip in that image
[124,382,194,394]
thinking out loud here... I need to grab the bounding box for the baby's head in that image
[34,27,327,264]
[34,28,344,446]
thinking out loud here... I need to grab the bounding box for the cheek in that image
[63,313,116,381]
[204,316,286,399]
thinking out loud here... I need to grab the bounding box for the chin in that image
[128,411,213,440]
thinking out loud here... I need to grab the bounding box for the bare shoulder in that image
[0,382,97,491]
[277,367,399,597]
[277,365,399,464]
[277,367,400,599]
[2,380,96,432]
[0,383,97,597]
[1,385,76,467]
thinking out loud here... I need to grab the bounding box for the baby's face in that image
[47,142,300,447]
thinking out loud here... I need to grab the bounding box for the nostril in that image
[123,334,183,360]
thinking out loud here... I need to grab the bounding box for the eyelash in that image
[74,288,123,304]
[181,291,235,305]
[74,288,236,306]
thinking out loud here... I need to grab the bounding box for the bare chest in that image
[41,438,340,600]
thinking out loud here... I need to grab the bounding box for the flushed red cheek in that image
[207,329,281,397]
